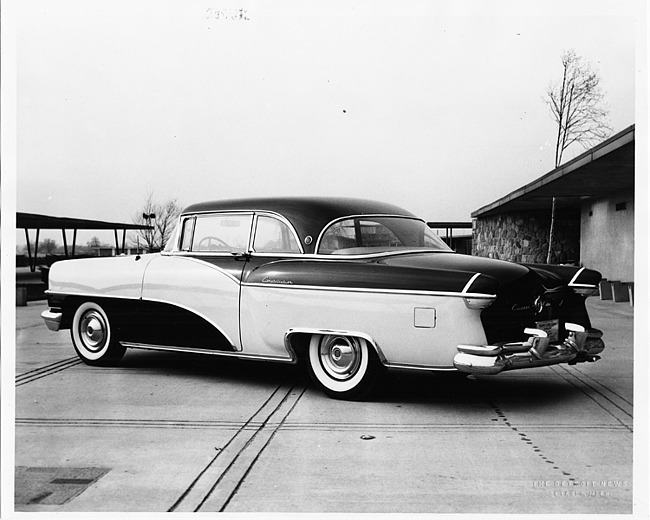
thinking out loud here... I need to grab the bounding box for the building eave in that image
[472,124,635,218]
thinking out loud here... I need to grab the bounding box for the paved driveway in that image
[11,298,634,514]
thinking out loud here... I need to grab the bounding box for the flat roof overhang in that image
[17,212,153,271]
[472,125,635,218]
[16,212,152,231]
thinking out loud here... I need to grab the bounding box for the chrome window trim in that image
[171,210,303,254]
[191,211,255,253]
[314,214,452,255]
[251,212,304,254]
[179,216,196,252]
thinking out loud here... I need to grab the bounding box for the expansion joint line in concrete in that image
[168,377,307,513]
[15,357,82,386]
[549,365,633,432]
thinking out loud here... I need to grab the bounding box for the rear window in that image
[318,216,451,255]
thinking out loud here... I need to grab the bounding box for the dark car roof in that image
[182,197,418,254]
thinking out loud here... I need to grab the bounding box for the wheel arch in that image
[284,327,387,365]
[51,294,136,331]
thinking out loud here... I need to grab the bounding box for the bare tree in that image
[545,50,612,263]
[131,192,183,252]
[86,236,103,248]
[41,238,58,255]
[547,49,612,167]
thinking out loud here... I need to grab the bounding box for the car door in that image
[239,213,304,359]
[141,212,254,351]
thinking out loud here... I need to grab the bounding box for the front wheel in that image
[70,302,126,366]
[307,334,384,400]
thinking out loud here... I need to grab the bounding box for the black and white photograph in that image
[1,0,647,517]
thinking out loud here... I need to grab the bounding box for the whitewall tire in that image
[70,302,126,366]
[307,334,383,400]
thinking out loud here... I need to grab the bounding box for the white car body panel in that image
[48,255,154,299]
[141,255,243,349]
[240,285,488,366]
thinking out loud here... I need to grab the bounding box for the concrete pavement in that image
[10,297,635,514]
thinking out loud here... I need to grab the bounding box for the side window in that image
[192,214,253,252]
[179,217,195,251]
[253,215,301,253]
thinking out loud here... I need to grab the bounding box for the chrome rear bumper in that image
[454,324,604,375]
[41,310,63,331]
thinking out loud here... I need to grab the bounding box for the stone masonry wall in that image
[472,207,580,264]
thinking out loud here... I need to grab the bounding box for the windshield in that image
[317,216,452,255]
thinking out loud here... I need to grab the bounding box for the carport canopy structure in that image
[427,221,472,243]
[17,212,153,271]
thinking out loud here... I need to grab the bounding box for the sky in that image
[2,0,642,248]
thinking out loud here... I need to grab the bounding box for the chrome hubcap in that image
[79,311,107,352]
[319,336,361,380]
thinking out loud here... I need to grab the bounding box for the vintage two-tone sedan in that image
[42,197,605,400]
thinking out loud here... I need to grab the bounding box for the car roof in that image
[181,197,418,254]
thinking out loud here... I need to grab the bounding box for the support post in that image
[61,229,69,257]
[34,229,40,272]
[24,229,32,269]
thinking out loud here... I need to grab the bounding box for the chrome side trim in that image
[461,272,482,294]
[568,267,586,286]
[41,310,62,331]
[245,281,496,299]
[174,247,453,261]
[121,342,295,363]
[383,362,457,372]
[45,290,141,300]
[309,249,452,260]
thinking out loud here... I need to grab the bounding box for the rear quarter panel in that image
[240,285,487,367]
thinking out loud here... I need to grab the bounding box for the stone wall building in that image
[473,207,580,264]
[471,125,635,283]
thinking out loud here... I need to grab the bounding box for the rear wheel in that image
[70,302,126,366]
[307,334,383,400]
